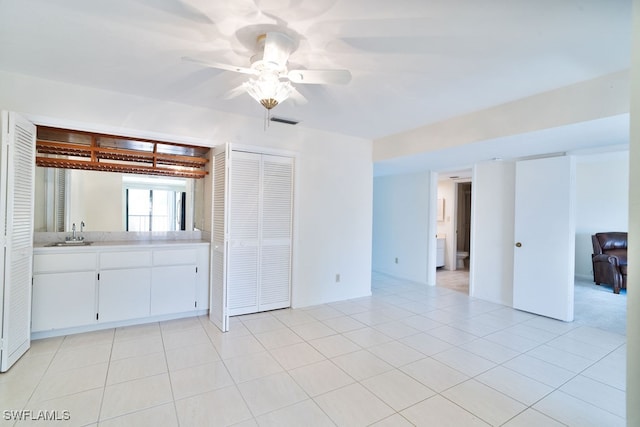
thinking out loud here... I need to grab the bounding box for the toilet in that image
[456,251,469,269]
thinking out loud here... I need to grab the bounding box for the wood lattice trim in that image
[36,126,210,179]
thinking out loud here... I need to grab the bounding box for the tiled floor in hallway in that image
[0,272,626,426]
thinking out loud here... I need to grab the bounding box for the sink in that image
[46,240,93,247]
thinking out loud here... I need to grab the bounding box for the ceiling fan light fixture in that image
[242,70,292,110]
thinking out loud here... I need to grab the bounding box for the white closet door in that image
[227,151,261,316]
[259,155,293,311]
[210,150,229,331]
[0,112,35,372]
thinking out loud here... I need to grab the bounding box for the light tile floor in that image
[0,272,626,426]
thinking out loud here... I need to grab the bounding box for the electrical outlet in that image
[395,257,398,264]
[335,273,340,283]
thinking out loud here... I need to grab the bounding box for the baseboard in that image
[31,309,208,340]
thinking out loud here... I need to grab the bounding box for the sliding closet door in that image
[0,112,36,372]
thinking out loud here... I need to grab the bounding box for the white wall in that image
[0,70,373,309]
[470,161,516,305]
[627,1,639,423]
[574,150,629,280]
[372,171,431,284]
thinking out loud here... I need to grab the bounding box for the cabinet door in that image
[32,271,96,331]
[195,246,210,310]
[99,268,151,323]
[150,265,196,316]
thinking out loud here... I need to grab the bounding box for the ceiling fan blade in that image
[288,87,308,105]
[223,84,249,100]
[182,56,257,75]
[263,32,295,69]
[287,69,352,85]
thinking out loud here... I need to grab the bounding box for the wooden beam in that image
[35,125,210,179]
[36,157,208,179]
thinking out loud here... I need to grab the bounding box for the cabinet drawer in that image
[153,248,198,266]
[100,250,152,269]
[34,252,97,273]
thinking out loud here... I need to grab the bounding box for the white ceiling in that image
[0,0,632,164]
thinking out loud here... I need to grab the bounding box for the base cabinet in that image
[32,271,96,331]
[99,268,151,323]
[32,243,209,337]
[151,265,196,316]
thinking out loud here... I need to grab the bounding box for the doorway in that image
[435,171,472,294]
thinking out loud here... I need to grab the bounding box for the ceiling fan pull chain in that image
[264,108,269,131]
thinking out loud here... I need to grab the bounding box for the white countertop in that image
[34,239,210,252]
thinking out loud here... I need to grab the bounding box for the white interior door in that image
[513,155,575,321]
[1,112,36,372]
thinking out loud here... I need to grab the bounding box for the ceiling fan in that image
[183,30,352,111]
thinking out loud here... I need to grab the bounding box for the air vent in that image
[270,116,299,125]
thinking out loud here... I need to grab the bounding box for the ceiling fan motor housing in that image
[250,31,296,73]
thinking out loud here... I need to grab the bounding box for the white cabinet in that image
[436,238,445,267]
[31,252,97,332]
[151,248,197,316]
[98,250,151,323]
[150,246,209,316]
[31,242,209,337]
[32,271,96,331]
[151,265,196,315]
[32,251,97,332]
[99,268,151,323]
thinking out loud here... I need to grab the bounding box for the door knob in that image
[515,242,522,247]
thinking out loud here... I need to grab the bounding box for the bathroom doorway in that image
[435,171,471,294]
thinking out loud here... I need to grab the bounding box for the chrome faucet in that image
[71,223,76,240]
[81,221,85,233]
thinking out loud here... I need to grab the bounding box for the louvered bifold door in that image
[226,151,261,316]
[0,112,35,372]
[258,155,293,311]
[210,149,229,331]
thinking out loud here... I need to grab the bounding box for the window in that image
[124,176,188,232]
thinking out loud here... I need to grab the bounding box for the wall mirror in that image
[33,126,209,233]
[34,168,206,232]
